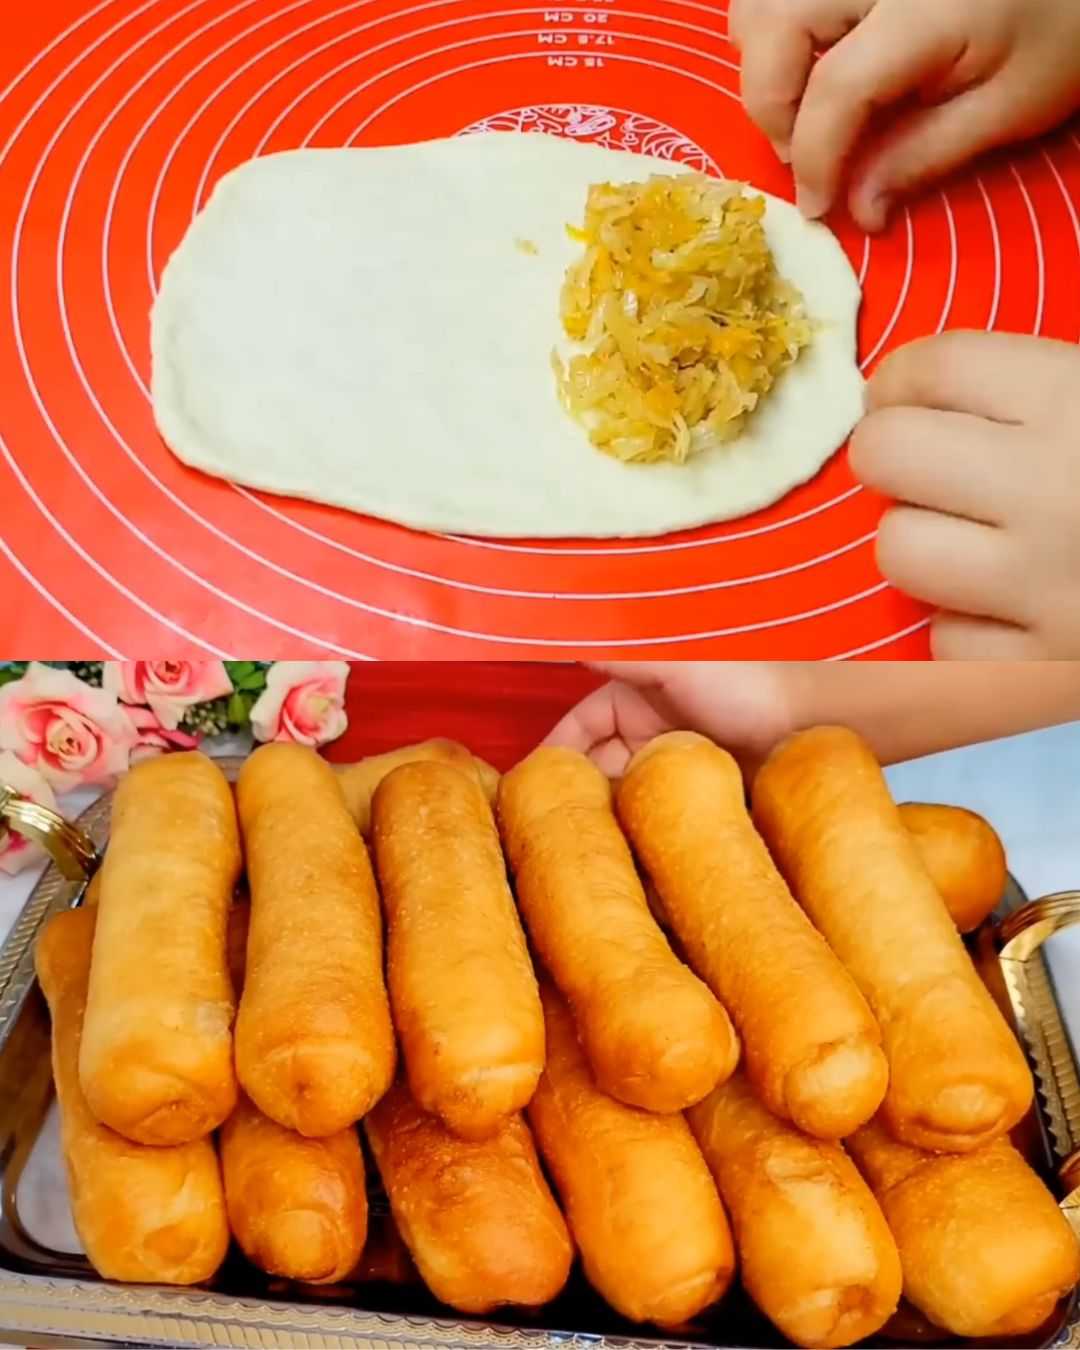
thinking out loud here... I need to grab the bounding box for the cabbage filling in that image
[554,174,814,465]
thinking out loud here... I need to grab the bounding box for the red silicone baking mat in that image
[2,0,1078,659]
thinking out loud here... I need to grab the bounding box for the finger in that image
[929,612,1044,661]
[875,505,1027,624]
[848,406,1016,525]
[541,684,619,754]
[739,17,815,159]
[584,660,668,687]
[727,0,744,47]
[790,7,963,219]
[846,80,1015,231]
[867,331,1076,426]
[589,737,633,779]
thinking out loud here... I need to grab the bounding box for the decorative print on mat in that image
[457,103,719,174]
[1,0,1078,656]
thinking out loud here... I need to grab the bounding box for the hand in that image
[541,662,792,777]
[849,331,1080,659]
[728,0,1080,231]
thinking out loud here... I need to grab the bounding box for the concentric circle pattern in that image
[2,0,1078,657]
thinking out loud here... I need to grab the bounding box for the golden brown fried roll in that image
[220,1093,366,1284]
[36,907,229,1285]
[688,1073,901,1348]
[235,743,395,1136]
[365,1078,572,1315]
[372,760,543,1139]
[79,751,239,1145]
[527,984,734,1327]
[899,802,1007,932]
[753,727,1033,1153]
[616,732,886,1140]
[497,747,736,1112]
[848,1122,1080,1339]
[337,739,498,835]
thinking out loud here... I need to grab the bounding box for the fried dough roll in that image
[36,908,229,1285]
[220,905,367,1285]
[338,739,499,835]
[687,1073,901,1349]
[81,871,102,909]
[753,727,1033,1152]
[848,1122,1080,1338]
[899,802,1007,933]
[497,747,736,1113]
[528,984,734,1326]
[79,751,239,1145]
[235,743,395,1136]
[221,1094,367,1284]
[365,1078,572,1315]
[616,732,886,1140]
[373,760,543,1139]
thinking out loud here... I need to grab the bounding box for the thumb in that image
[847,79,1014,231]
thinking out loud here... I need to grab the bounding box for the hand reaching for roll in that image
[546,661,1080,778]
[542,661,793,778]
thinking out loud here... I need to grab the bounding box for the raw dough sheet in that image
[152,132,864,539]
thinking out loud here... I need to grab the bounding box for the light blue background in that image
[884,720,1080,1032]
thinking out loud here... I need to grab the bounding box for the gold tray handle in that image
[998,891,1080,963]
[0,782,99,882]
[997,891,1080,1241]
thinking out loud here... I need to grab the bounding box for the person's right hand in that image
[728,0,1080,231]
[541,662,793,778]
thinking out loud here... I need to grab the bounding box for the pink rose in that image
[102,660,232,730]
[128,706,201,763]
[0,751,59,876]
[250,661,349,747]
[0,664,136,792]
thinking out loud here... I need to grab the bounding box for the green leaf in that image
[0,665,25,687]
[227,691,250,726]
[236,671,266,691]
[224,660,256,682]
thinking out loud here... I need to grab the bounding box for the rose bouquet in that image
[0,660,349,875]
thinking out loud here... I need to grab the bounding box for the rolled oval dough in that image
[151,132,864,539]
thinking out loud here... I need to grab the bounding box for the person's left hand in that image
[848,330,1080,659]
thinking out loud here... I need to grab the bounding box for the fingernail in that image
[770,139,792,165]
[794,181,828,219]
[859,190,892,233]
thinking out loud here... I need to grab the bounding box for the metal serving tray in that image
[1,761,1080,1349]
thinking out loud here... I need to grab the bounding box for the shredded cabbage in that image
[554,174,814,465]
